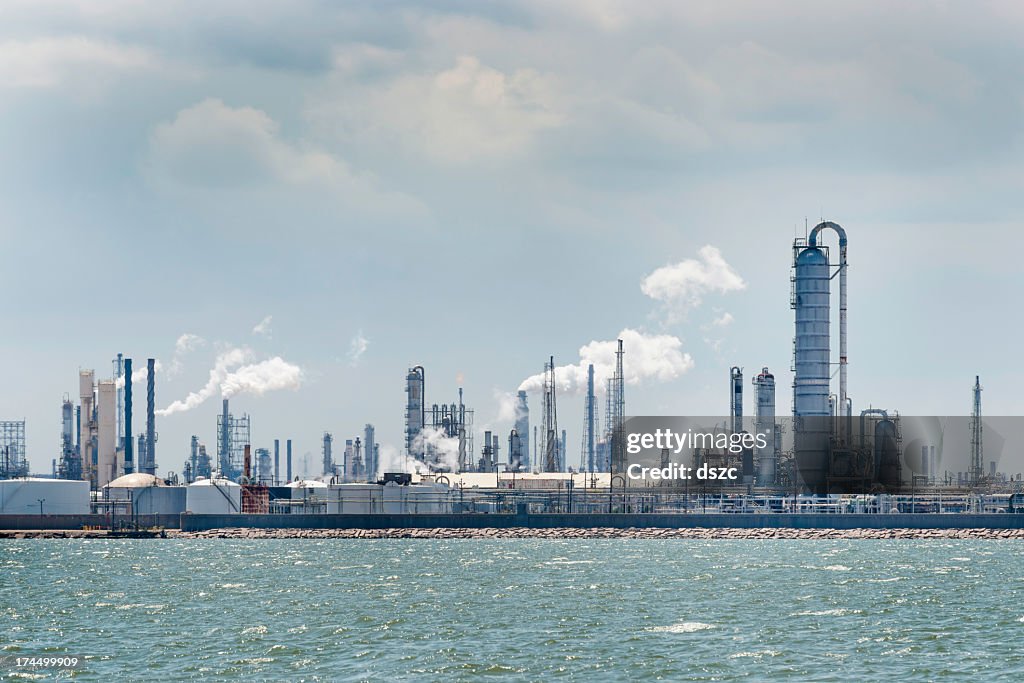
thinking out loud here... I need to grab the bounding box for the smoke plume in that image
[518,328,693,396]
[411,426,462,473]
[157,347,302,416]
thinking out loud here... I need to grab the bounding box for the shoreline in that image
[5,527,1024,540]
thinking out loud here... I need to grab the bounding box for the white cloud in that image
[518,327,694,395]
[641,245,745,318]
[146,98,425,216]
[709,312,734,328]
[252,315,273,338]
[348,330,369,366]
[0,37,155,89]
[319,55,566,164]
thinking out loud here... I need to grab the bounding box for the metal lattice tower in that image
[970,375,984,486]
[607,339,625,473]
[581,363,596,471]
[216,399,251,481]
[541,356,559,472]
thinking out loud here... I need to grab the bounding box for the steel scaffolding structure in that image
[0,420,28,479]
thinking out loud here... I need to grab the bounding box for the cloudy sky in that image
[2,1,1023,476]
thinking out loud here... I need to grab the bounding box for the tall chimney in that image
[274,439,280,486]
[124,358,134,474]
[145,358,156,474]
[221,398,230,475]
[286,439,292,482]
[243,444,251,481]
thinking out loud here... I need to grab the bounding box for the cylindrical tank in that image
[753,367,776,484]
[793,247,831,492]
[61,400,75,446]
[0,478,90,515]
[406,367,425,457]
[794,247,830,416]
[288,479,331,512]
[730,367,743,434]
[185,476,241,514]
[875,419,900,490]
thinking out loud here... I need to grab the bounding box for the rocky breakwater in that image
[172,527,1024,540]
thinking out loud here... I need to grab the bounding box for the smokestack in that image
[274,439,280,485]
[244,444,251,481]
[145,358,156,475]
[124,358,133,474]
[221,398,230,475]
[286,439,292,482]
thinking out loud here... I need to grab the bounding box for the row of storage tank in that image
[0,474,453,516]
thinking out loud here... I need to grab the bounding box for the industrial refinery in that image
[1,222,1020,521]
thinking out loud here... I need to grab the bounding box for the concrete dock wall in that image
[0,513,180,530]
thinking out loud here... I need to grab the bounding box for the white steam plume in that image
[518,328,694,396]
[157,348,302,416]
[411,426,462,472]
[374,443,434,479]
[220,356,303,398]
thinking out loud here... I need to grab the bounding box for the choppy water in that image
[3,539,1024,681]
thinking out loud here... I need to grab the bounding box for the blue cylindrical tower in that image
[793,247,830,416]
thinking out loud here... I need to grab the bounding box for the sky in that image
[1,1,1023,476]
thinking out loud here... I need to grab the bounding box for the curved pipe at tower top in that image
[808,221,847,247]
[807,221,849,439]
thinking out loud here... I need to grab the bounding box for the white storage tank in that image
[185,476,241,514]
[330,483,381,514]
[383,482,452,514]
[0,478,90,515]
[285,479,331,513]
[104,473,186,515]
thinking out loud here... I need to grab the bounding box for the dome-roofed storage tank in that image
[104,473,186,515]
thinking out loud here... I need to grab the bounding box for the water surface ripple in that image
[2,539,1021,681]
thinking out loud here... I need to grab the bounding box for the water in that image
[3,539,1024,681]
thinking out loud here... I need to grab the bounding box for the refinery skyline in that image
[2,2,1024,475]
